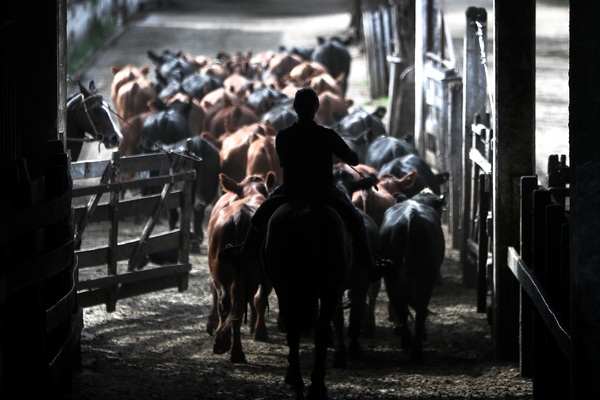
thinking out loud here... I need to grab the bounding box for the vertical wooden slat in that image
[519,175,538,378]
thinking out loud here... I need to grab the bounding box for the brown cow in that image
[315,90,352,127]
[378,170,418,197]
[308,72,344,97]
[199,87,240,113]
[203,99,259,138]
[223,72,253,99]
[113,76,156,124]
[287,60,328,84]
[219,122,276,183]
[246,133,282,186]
[263,51,303,87]
[110,64,151,108]
[206,172,276,363]
[199,61,229,82]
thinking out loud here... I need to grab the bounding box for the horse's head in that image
[67,81,122,160]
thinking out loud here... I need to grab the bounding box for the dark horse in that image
[66,80,122,161]
[264,199,352,400]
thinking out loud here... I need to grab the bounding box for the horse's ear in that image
[265,171,277,191]
[89,80,97,93]
[78,80,89,96]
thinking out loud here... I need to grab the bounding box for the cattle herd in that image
[106,34,449,397]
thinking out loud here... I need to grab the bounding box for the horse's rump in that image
[265,200,351,331]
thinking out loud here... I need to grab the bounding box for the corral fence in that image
[1,140,82,397]
[363,0,575,397]
[71,142,197,311]
[361,0,463,259]
[507,162,571,397]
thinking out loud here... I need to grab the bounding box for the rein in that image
[66,93,105,144]
[347,163,379,191]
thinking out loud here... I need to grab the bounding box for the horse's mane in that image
[67,92,81,102]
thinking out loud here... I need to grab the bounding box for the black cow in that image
[379,190,445,362]
[165,134,221,246]
[147,49,197,98]
[246,86,290,116]
[337,106,387,139]
[260,102,297,132]
[365,135,419,170]
[311,36,352,97]
[140,98,191,150]
[182,73,223,101]
[336,106,388,163]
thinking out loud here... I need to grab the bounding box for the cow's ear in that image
[219,173,240,194]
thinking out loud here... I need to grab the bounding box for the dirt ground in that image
[68,218,532,400]
[63,0,570,398]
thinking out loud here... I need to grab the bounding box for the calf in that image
[206,172,276,363]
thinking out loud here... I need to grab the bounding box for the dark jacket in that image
[276,120,358,197]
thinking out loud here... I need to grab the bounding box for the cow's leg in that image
[167,208,179,230]
[192,204,205,245]
[363,280,381,338]
[411,282,434,363]
[331,305,347,368]
[347,283,369,360]
[213,288,232,355]
[206,280,219,335]
[229,317,247,363]
[308,306,332,400]
[252,284,270,342]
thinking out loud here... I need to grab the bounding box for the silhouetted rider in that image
[219,87,392,280]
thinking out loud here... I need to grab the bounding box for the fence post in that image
[493,0,536,361]
[461,7,488,273]
[387,0,415,138]
[519,176,538,378]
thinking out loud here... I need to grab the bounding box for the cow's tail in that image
[219,206,256,333]
[404,210,436,317]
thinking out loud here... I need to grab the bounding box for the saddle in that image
[251,193,355,234]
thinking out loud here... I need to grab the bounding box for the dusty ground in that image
[69,217,532,400]
[66,198,534,399]
[63,0,572,398]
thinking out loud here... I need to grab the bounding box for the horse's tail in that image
[266,201,349,332]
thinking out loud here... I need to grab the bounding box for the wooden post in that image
[492,0,535,361]
[461,7,488,266]
[569,2,600,398]
[519,176,538,378]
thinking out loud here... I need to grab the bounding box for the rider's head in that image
[293,87,319,121]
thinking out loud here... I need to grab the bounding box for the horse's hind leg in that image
[285,331,304,395]
[307,314,331,400]
[347,285,369,360]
